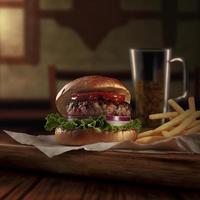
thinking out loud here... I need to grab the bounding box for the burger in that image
[45,76,141,145]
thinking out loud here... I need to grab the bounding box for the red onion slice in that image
[106,120,130,126]
[106,115,131,121]
[106,115,131,126]
[66,115,131,126]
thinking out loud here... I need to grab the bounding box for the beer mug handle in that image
[170,58,188,101]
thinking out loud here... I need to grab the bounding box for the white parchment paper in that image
[3,130,200,158]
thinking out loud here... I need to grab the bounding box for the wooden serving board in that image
[0,131,200,188]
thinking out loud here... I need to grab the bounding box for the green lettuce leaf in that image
[44,113,142,133]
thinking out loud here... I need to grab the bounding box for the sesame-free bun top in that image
[56,75,131,117]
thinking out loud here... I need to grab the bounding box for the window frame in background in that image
[0,0,39,65]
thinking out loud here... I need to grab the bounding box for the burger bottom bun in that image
[55,128,137,146]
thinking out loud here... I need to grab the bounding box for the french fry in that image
[188,120,200,129]
[188,97,196,112]
[168,99,184,113]
[149,112,178,120]
[136,97,200,145]
[137,130,160,139]
[162,111,200,137]
[136,135,165,144]
[162,130,169,135]
[169,116,175,120]
[137,130,154,138]
[185,124,200,134]
[154,110,192,133]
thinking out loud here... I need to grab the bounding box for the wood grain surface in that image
[0,169,200,200]
[1,130,200,190]
[0,171,40,200]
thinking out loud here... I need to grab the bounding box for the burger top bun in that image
[56,75,131,117]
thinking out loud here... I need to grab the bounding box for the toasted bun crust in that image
[56,76,131,117]
[55,128,137,145]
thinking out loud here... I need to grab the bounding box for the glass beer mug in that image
[129,48,188,126]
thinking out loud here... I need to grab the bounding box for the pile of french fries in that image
[136,97,200,144]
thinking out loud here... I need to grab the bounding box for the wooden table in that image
[1,130,200,199]
[1,169,200,200]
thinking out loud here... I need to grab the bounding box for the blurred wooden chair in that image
[194,66,200,100]
[0,98,50,133]
[0,99,50,121]
[48,65,132,112]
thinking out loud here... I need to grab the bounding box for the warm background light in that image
[0,8,24,57]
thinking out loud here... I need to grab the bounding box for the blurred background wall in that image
[0,0,199,100]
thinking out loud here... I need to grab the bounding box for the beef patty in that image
[66,99,131,117]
